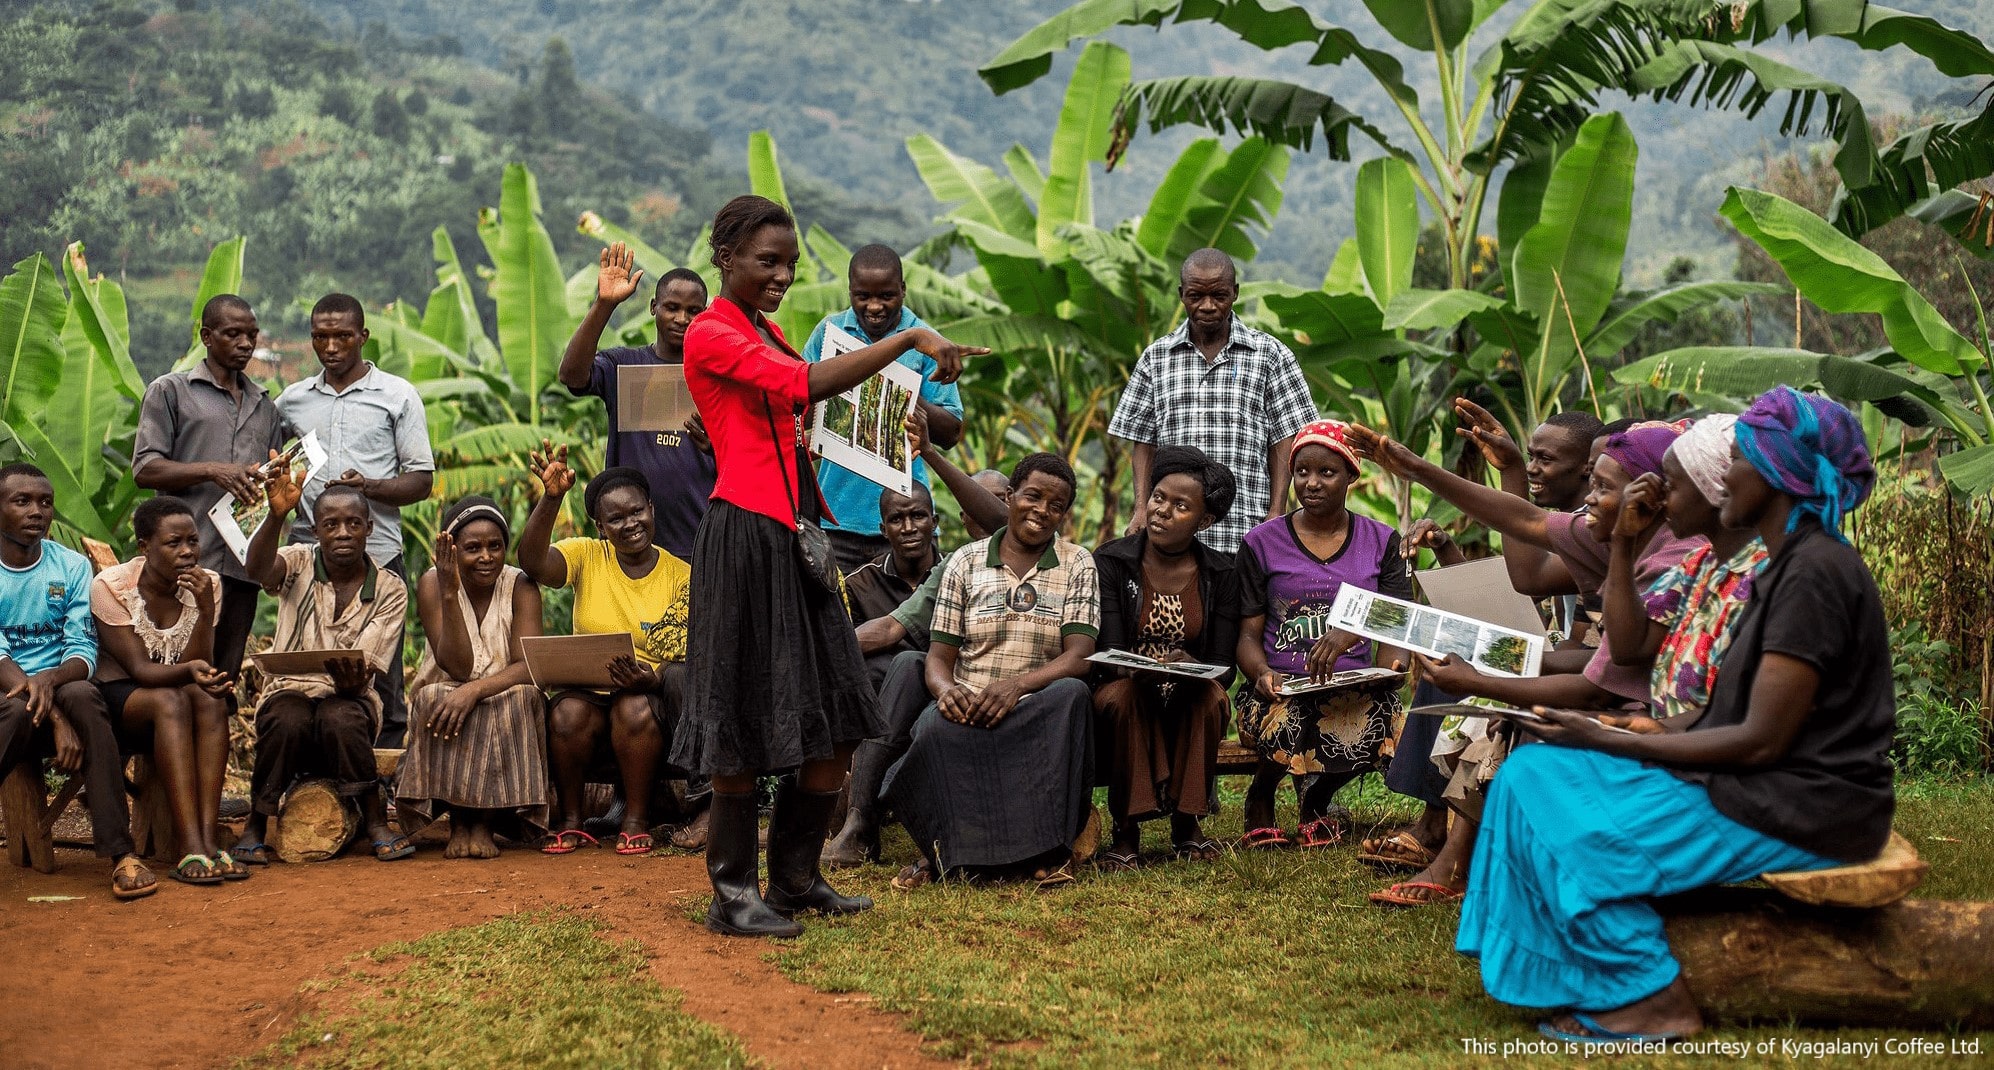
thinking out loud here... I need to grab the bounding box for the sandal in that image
[1367,881,1465,907]
[614,832,655,856]
[170,854,224,886]
[1358,830,1436,871]
[1538,1013,1684,1045]
[668,810,709,851]
[539,829,597,855]
[1240,826,1290,850]
[112,855,158,900]
[231,841,275,866]
[1173,838,1221,862]
[211,850,251,881]
[372,834,416,861]
[1033,861,1076,891]
[1295,816,1347,849]
[1095,849,1141,873]
[891,860,933,891]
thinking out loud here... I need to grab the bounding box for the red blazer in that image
[683,296,830,528]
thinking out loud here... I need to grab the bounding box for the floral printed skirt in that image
[1235,678,1405,777]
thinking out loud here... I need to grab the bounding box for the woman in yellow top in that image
[517,450,692,856]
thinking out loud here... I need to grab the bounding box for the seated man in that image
[823,451,1009,868]
[231,460,410,864]
[0,464,153,898]
[843,483,940,689]
[881,452,1099,890]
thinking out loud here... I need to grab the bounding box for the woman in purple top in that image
[1235,421,1411,849]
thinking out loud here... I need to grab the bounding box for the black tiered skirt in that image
[670,500,881,776]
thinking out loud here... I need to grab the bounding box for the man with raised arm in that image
[801,244,965,572]
[559,242,717,562]
[133,294,284,699]
[1109,248,1319,554]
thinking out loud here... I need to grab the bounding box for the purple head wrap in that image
[1733,386,1874,540]
[1599,424,1682,480]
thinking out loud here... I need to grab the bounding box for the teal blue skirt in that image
[1456,744,1835,1012]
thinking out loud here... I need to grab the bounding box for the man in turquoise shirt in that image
[800,245,964,572]
[0,463,153,898]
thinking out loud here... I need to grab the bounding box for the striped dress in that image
[397,566,550,833]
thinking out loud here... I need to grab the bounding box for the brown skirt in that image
[398,682,551,834]
[1093,677,1226,821]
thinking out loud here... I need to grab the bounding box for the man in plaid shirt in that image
[1109,249,1319,554]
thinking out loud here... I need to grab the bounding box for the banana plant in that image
[911,40,1290,540]
[982,0,1994,296]
[1620,186,1994,494]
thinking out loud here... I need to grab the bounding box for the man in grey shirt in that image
[276,293,434,745]
[133,294,284,702]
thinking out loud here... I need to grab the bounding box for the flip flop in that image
[170,854,224,886]
[211,850,251,881]
[1095,849,1141,873]
[891,861,933,891]
[1367,881,1465,907]
[1358,830,1436,870]
[372,835,416,861]
[112,856,158,900]
[1241,826,1290,850]
[539,829,598,855]
[1295,816,1347,849]
[1033,862,1076,891]
[1537,1013,1685,1045]
[614,832,655,856]
[1172,838,1221,862]
[231,842,275,866]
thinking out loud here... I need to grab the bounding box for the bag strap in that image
[763,392,802,520]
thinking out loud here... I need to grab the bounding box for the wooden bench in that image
[1,761,83,874]
[1762,830,1927,908]
[1215,738,1259,777]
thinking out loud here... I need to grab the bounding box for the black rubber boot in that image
[765,784,874,917]
[703,790,802,938]
[821,741,893,868]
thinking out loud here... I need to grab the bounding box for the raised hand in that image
[1615,472,1667,540]
[1343,424,1419,479]
[597,242,643,306]
[1452,398,1524,472]
[905,328,991,386]
[1402,518,1452,560]
[529,440,575,499]
[433,531,461,591]
[264,449,305,517]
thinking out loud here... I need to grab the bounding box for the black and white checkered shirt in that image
[1109,316,1319,553]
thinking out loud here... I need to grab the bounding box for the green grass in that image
[769,775,1994,1069]
[246,912,756,1070]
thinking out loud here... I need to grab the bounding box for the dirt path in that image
[0,845,955,1070]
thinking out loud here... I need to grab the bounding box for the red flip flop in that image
[1367,881,1465,907]
[540,829,598,855]
[1241,826,1290,850]
[614,832,655,856]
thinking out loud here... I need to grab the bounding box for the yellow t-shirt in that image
[553,538,690,666]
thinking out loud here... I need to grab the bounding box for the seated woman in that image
[1234,421,1410,850]
[1371,422,1695,905]
[517,453,691,856]
[1458,388,1887,1043]
[882,453,1099,889]
[1090,446,1239,868]
[91,496,238,885]
[398,496,549,859]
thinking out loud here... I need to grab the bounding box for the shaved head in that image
[1179,248,1236,286]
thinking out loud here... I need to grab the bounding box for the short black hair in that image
[654,267,707,297]
[708,195,794,270]
[201,294,254,328]
[584,466,652,521]
[1009,452,1076,498]
[1599,417,1639,437]
[1179,248,1237,286]
[1150,445,1236,523]
[311,292,366,326]
[0,462,49,487]
[133,495,195,541]
[849,244,903,281]
[314,483,370,517]
[1544,410,1606,442]
[879,482,934,513]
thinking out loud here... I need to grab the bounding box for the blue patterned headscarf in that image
[1733,387,1874,540]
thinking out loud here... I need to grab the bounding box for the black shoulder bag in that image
[765,394,842,596]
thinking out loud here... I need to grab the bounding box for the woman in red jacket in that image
[673,195,987,938]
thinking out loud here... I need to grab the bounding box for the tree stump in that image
[2,763,81,874]
[1663,887,1994,1027]
[274,777,359,863]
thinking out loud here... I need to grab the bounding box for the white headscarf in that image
[1665,414,1737,508]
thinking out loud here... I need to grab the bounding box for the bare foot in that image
[467,818,500,859]
[444,819,473,860]
[1556,976,1704,1038]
